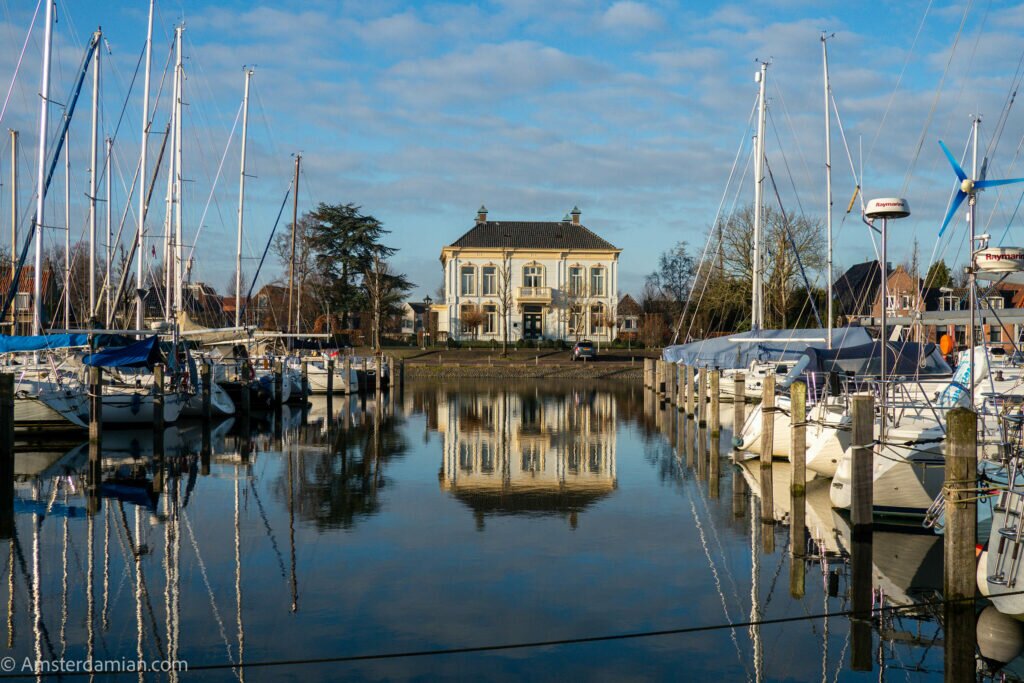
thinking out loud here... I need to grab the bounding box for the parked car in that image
[572,340,596,361]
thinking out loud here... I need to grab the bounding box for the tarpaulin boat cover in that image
[660,327,873,369]
[0,334,89,353]
[0,333,132,354]
[83,336,162,369]
[788,342,951,379]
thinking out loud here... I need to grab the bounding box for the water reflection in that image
[0,380,1013,680]
[435,385,617,527]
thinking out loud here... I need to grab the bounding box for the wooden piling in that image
[710,369,720,439]
[675,365,684,409]
[850,394,875,530]
[0,375,13,536]
[200,361,212,422]
[685,365,695,418]
[89,366,103,453]
[301,359,309,399]
[665,362,676,405]
[343,356,351,395]
[239,368,251,441]
[759,373,775,523]
[656,360,665,398]
[944,407,977,601]
[376,355,383,393]
[153,363,165,435]
[697,367,707,425]
[789,380,807,598]
[643,358,652,389]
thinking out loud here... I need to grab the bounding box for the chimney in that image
[561,213,571,224]
[476,205,488,223]
[570,206,581,225]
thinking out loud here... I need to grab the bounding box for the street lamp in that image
[422,295,433,348]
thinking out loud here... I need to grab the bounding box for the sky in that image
[1,0,1024,302]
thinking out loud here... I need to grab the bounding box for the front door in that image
[523,306,543,340]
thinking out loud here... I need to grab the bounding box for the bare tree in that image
[459,304,485,341]
[362,253,414,351]
[495,251,514,354]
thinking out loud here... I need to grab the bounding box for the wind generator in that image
[938,118,1024,404]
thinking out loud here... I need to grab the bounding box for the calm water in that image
[0,380,1007,681]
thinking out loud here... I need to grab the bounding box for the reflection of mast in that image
[134,505,144,683]
[102,505,109,631]
[234,475,245,682]
[287,444,298,612]
[6,536,12,648]
[60,499,68,656]
[87,501,95,664]
[32,482,41,672]
[749,507,762,683]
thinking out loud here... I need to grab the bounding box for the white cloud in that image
[600,2,663,34]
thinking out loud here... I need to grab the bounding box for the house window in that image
[622,317,637,330]
[482,266,496,295]
[940,295,959,311]
[885,294,898,312]
[523,264,543,288]
[484,304,497,335]
[460,266,475,295]
[590,267,605,296]
[990,326,1003,343]
[988,296,1005,310]
[15,293,29,312]
[900,294,912,309]
[954,325,966,346]
[569,306,584,337]
[569,266,584,295]
[590,304,605,334]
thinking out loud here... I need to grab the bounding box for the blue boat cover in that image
[0,334,91,353]
[660,327,873,369]
[83,336,162,369]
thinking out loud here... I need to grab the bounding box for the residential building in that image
[436,206,621,342]
[616,294,641,341]
[0,267,56,335]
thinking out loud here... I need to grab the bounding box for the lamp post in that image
[863,197,911,440]
[422,295,432,349]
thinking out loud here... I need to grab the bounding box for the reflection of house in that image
[437,387,617,527]
[436,206,621,342]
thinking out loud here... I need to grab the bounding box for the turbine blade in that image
[938,190,967,236]
[938,140,968,181]
[975,177,1024,189]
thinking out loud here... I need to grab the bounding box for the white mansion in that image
[435,206,621,342]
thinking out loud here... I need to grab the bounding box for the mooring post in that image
[758,373,775,524]
[200,361,212,423]
[301,359,309,398]
[239,367,251,444]
[789,380,807,599]
[697,367,707,425]
[710,369,720,440]
[0,374,14,536]
[399,358,405,395]
[643,358,651,389]
[375,355,383,393]
[850,394,875,530]
[153,364,165,459]
[343,356,351,395]
[273,359,284,439]
[732,373,745,463]
[944,407,977,600]
[655,360,664,398]
[685,365,695,418]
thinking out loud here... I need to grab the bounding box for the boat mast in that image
[162,63,175,322]
[235,68,253,329]
[173,25,183,317]
[105,137,111,326]
[287,153,300,340]
[9,129,15,282]
[88,28,101,319]
[822,34,833,348]
[751,61,768,332]
[969,115,980,403]
[135,0,154,332]
[32,0,54,336]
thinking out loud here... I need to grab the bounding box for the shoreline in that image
[404,362,642,381]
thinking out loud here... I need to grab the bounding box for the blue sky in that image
[1,0,1023,300]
